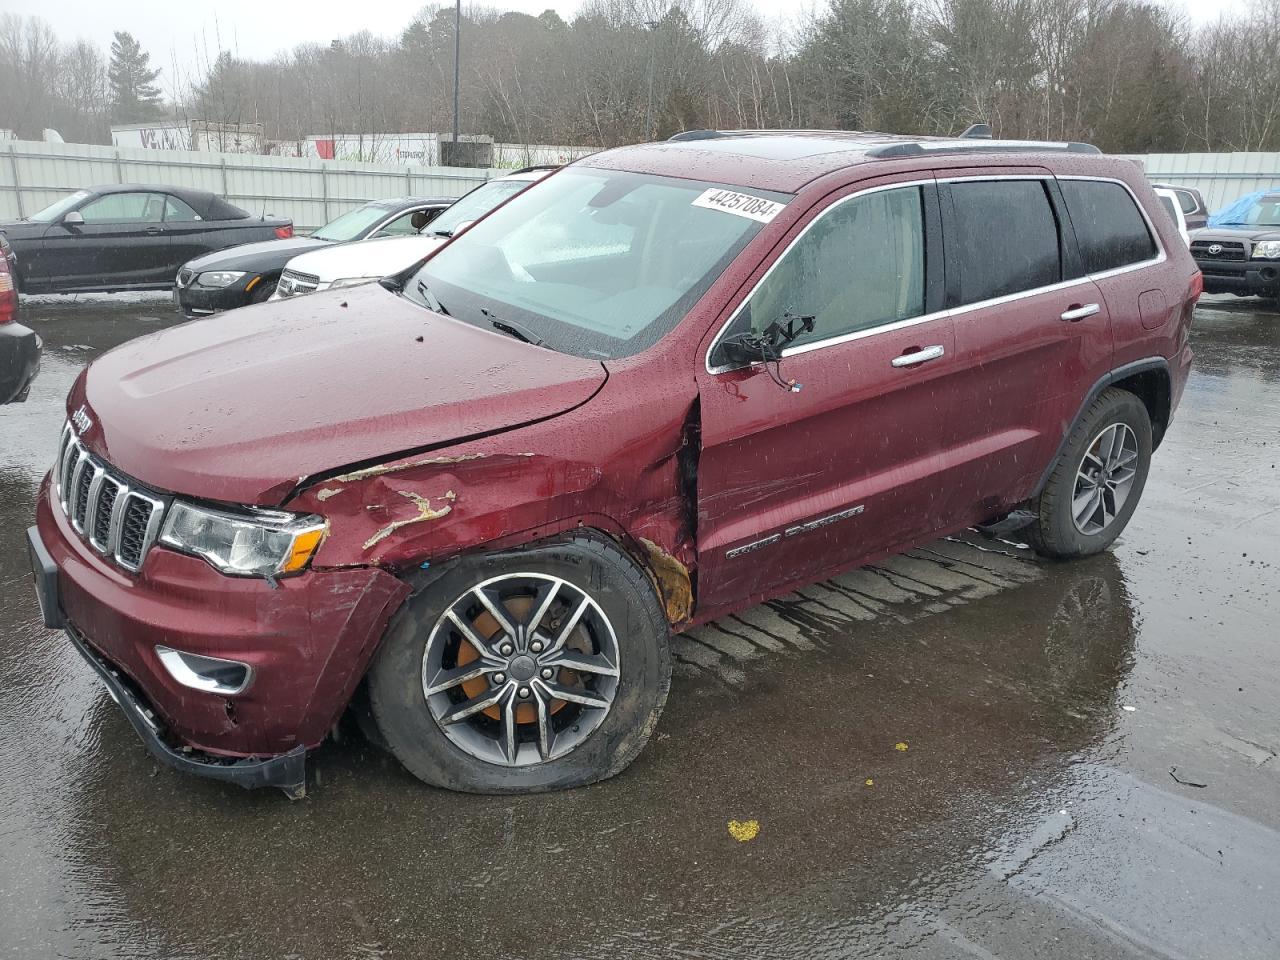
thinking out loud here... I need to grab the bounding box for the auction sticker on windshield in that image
[691,188,786,224]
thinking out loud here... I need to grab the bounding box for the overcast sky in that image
[5,0,1251,98]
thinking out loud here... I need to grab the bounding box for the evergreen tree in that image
[108,31,163,122]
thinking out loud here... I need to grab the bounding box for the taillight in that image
[275,225,293,239]
[0,256,15,325]
[1190,270,1203,301]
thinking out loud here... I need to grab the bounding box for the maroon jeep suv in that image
[28,130,1199,797]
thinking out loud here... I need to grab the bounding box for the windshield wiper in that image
[480,307,542,346]
[412,278,450,314]
[429,227,454,238]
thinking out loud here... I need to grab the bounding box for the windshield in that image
[426,179,532,237]
[406,168,789,359]
[1225,198,1280,226]
[28,190,91,222]
[312,203,395,241]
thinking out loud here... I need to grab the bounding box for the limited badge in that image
[691,188,786,224]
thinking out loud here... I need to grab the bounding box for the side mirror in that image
[716,332,763,367]
[62,211,84,226]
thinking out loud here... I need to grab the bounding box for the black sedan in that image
[0,184,292,295]
[175,195,452,316]
[1,233,40,404]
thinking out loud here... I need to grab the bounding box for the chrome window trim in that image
[705,173,1165,375]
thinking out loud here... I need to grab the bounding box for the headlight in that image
[329,277,378,289]
[160,502,326,578]
[197,270,247,287]
[1251,240,1280,259]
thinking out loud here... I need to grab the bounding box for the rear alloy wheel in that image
[368,536,671,793]
[1029,387,1152,559]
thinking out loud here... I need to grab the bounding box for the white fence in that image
[0,140,500,231]
[1126,152,1280,212]
[6,140,1279,231]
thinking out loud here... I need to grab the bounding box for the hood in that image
[69,284,607,505]
[185,236,330,272]
[1191,225,1280,243]
[285,234,447,282]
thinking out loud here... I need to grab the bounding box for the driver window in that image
[373,209,434,237]
[79,192,166,224]
[735,186,925,348]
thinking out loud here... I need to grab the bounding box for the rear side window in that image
[948,180,1061,306]
[1175,190,1197,215]
[1059,180,1157,274]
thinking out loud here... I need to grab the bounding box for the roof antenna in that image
[961,123,992,139]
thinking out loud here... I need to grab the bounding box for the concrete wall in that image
[0,140,499,232]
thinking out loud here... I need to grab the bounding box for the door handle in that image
[1060,303,1100,322]
[892,344,945,367]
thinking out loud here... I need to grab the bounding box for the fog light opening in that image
[156,646,254,696]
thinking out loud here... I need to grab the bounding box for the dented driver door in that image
[693,177,962,617]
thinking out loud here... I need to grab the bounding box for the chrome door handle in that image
[892,345,945,367]
[1060,303,1101,322]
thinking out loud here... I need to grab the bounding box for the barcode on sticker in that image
[691,189,786,224]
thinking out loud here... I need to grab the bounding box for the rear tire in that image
[1029,388,1152,559]
[367,535,671,793]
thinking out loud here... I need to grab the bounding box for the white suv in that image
[272,167,553,299]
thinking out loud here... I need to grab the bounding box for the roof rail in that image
[867,139,1101,159]
[509,163,563,174]
[667,129,732,142]
[960,123,992,139]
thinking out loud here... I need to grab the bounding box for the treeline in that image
[3,0,1280,154]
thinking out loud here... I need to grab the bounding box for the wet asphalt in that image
[0,293,1277,960]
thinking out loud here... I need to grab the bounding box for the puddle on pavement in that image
[0,296,1277,959]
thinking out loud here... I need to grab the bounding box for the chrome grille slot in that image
[90,477,122,550]
[53,421,167,574]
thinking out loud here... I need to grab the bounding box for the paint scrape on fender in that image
[362,490,457,551]
[639,537,693,624]
[335,454,488,484]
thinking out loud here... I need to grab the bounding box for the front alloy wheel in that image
[422,573,621,767]
[367,535,671,793]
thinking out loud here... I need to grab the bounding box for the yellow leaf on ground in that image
[894,742,910,752]
[865,779,874,786]
[727,819,760,842]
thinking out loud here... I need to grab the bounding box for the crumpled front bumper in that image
[30,475,411,797]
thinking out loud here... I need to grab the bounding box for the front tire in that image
[367,535,671,793]
[1029,388,1152,559]
[249,278,277,304]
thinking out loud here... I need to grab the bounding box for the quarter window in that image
[163,195,201,221]
[1059,180,1157,274]
[948,180,1061,306]
[730,186,926,350]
